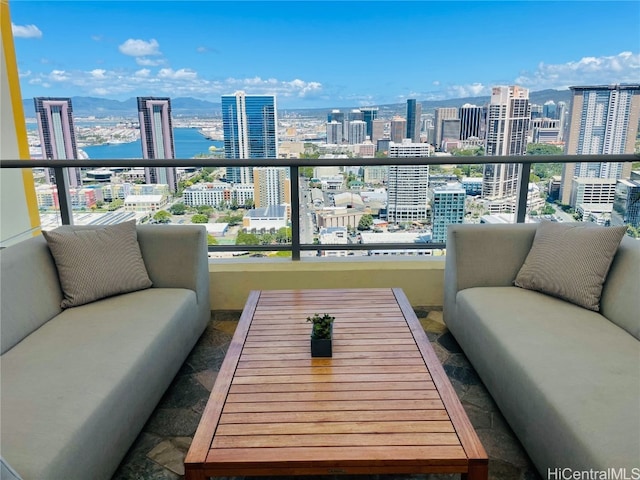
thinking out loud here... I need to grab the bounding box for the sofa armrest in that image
[444,223,537,324]
[136,225,210,310]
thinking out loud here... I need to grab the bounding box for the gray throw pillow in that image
[514,221,627,311]
[42,220,152,308]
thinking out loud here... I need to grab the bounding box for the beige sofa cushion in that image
[514,222,626,311]
[42,221,152,308]
[453,286,640,472]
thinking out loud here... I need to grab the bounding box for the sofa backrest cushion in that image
[600,235,640,340]
[1,235,64,354]
[42,220,152,308]
[514,222,627,311]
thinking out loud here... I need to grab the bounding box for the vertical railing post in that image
[515,161,532,223]
[290,165,301,261]
[53,167,74,225]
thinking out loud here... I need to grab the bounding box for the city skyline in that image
[10,1,639,109]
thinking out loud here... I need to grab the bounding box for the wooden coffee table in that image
[185,288,487,479]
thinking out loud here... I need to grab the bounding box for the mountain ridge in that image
[23,89,572,119]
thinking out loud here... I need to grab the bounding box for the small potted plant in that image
[307,313,335,357]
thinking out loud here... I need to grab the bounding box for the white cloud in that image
[49,70,71,82]
[21,68,326,104]
[515,51,640,90]
[135,57,165,67]
[118,38,161,57]
[12,23,43,39]
[19,69,32,78]
[158,68,198,80]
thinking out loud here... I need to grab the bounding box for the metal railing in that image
[2,154,637,260]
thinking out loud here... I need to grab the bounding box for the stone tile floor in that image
[112,309,542,480]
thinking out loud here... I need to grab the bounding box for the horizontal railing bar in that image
[208,243,446,252]
[1,154,638,169]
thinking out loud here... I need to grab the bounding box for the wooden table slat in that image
[215,420,456,436]
[219,409,451,424]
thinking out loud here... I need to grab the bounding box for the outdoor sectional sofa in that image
[444,222,639,476]
[0,223,210,480]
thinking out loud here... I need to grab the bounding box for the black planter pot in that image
[310,337,332,357]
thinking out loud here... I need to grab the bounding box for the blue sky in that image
[10,1,640,108]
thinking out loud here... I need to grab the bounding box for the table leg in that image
[463,460,489,480]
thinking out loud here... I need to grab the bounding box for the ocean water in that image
[81,128,223,160]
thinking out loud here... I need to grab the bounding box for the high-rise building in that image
[483,86,530,205]
[434,107,458,150]
[253,166,289,209]
[349,120,367,145]
[371,119,386,142]
[459,104,486,140]
[222,91,278,184]
[137,97,177,192]
[542,100,557,119]
[327,109,345,144]
[430,183,466,243]
[612,179,640,229]
[406,99,422,143]
[390,116,407,143]
[386,140,430,223]
[441,119,461,145]
[326,121,342,144]
[359,107,379,139]
[34,97,82,187]
[560,84,640,204]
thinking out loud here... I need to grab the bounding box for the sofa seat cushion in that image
[0,288,200,480]
[453,286,640,472]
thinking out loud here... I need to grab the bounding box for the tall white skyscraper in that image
[483,86,530,204]
[386,140,430,223]
[349,120,367,144]
[560,84,639,205]
[34,97,82,187]
[137,97,177,192]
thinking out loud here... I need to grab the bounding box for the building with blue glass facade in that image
[222,91,278,184]
[430,183,466,243]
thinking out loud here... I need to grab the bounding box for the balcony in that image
[1,154,638,480]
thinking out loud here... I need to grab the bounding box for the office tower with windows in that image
[326,121,342,144]
[441,119,461,145]
[34,97,82,187]
[459,104,486,140]
[431,183,466,243]
[390,116,407,143]
[434,107,458,150]
[543,100,557,119]
[371,119,385,142]
[530,104,543,119]
[359,106,378,139]
[327,110,345,144]
[483,86,530,206]
[137,97,177,192]
[222,91,278,184]
[386,140,430,223]
[349,120,367,144]
[560,84,640,205]
[406,99,422,143]
[612,179,640,229]
[253,166,288,209]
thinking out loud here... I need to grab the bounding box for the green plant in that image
[307,313,335,339]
